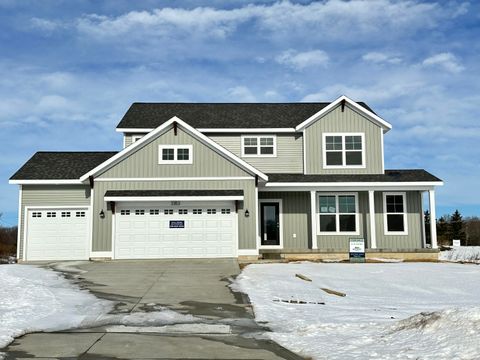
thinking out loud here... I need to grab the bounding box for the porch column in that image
[310,190,317,249]
[368,190,377,249]
[429,189,438,249]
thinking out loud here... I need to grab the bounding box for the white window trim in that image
[241,135,277,158]
[383,192,409,235]
[317,192,360,236]
[158,145,193,164]
[322,133,366,169]
[131,135,144,143]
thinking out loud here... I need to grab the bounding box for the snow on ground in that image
[440,246,480,264]
[233,262,480,360]
[0,265,197,350]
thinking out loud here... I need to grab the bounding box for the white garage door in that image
[25,208,90,261]
[115,202,237,259]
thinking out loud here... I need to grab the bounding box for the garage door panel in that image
[26,208,89,261]
[115,202,236,259]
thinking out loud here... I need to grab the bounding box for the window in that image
[323,133,364,168]
[179,209,188,215]
[132,135,143,143]
[135,209,145,216]
[221,209,231,214]
[32,212,42,218]
[61,211,71,217]
[121,210,130,216]
[384,193,408,235]
[149,209,159,215]
[164,209,173,215]
[76,211,85,217]
[193,209,202,215]
[207,209,217,214]
[318,194,358,234]
[241,136,276,157]
[47,212,56,218]
[158,145,193,164]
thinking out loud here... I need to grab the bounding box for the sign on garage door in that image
[25,208,90,261]
[115,201,237,259]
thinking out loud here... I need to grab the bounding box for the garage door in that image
[115,202,237,259]
[25,208,90,261]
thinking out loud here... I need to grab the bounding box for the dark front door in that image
[261,202,280,246]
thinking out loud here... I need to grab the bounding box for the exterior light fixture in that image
[244,210,250,218]
[99,210,105,219]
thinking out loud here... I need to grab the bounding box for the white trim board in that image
[316,192,360,236]
[241,135,277,158]
[295,95,392,132]
[117,128,297,133]
[264,181,443,188]
[322,132,366,169]
[383,192,409,236]
[83,116,268,182]
[16,185,22,260]
[9,179,84,185]
[104,196,244,202]
[95,176,253,182]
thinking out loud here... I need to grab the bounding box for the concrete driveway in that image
[2,259,303,359]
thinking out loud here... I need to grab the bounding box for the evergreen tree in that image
[450,209,466,243]
[437,216,449,245]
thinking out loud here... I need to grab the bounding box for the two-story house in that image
[10,96,443,262]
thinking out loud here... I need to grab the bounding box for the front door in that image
[261,202,280,246]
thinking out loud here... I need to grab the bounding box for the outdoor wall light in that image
[99,210,105,219]
[244,210,250,218]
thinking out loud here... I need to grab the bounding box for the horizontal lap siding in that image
[375,191,423,249]
[92,179,256,252]
[101,128,248,178]
[316,191,369,251]
[305,104,383,174]
[259,192,310,249]
[209,134,304,173]
[19,185,91,259]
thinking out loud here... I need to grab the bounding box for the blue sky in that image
[0,0,479,226]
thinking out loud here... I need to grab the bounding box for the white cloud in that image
[30,17,64,32]
[226,86,256,102]
[422,52,464,73]
[275,49,329,70]
[362,52,402,64]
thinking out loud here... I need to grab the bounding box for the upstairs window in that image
[384,193,408,235]
[323,133,364,168]
[158,145,193,164]
[241,136,276,157]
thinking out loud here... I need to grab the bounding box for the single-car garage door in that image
[115,201,237,259]
[25,208,90,261]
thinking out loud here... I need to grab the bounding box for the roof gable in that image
[82,117,268,181]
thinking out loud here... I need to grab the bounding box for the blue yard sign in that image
[349,238,365,263]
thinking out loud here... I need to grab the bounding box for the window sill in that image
[322,165,366,169]
[317,231,360,236]
[242,154,277,158]
[384,231,409,236]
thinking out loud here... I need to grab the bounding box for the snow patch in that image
[233,262,480,359]
[440,246,480,264]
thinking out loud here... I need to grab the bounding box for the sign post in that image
[349,238,365,263]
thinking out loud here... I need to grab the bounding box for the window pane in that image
[260,137,274,146]
[177,148,190,160]
[326,151,343,165]
[320,214,336,232]
[387,214,405,232]
[244,146,258,155]
[338,195,356,213]
[244,138,257,146]
[319,196,336,213]
[326,136,343,150]
[162,148,174,160]
[339,215,356,232]
[260,146,274,155]
[386,195,404,213]
[346,151,362,165]
[345,136,362,150]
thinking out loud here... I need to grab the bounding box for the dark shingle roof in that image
[116,102,375,129]
[266,170,442,183]
[105,190,244,197]
[10,152,118,180]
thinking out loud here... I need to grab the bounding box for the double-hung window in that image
[323,133,364,168]
[241,136,276,157]
[384,192,408,235]
[318,193,359,234]
[159,145,193,164]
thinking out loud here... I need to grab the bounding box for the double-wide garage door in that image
[25,208,90,261]
[115,202,237,259]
